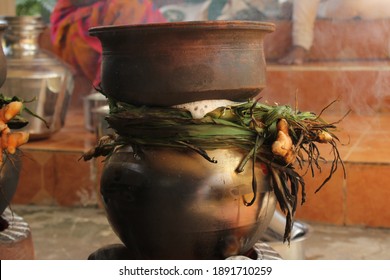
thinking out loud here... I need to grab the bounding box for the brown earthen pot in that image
[89,21,275,106]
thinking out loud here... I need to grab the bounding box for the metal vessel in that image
[89,21,275,106]
[101,146,276,259]
[0,16,74,140]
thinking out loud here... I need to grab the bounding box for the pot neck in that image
[2,16,45,58]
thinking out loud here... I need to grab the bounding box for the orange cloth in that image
[50,0,166,86]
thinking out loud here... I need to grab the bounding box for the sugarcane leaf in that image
[22,106,50,128]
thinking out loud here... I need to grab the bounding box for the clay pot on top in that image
[89,21,275,106]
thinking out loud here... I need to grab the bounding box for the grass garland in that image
[83,97,348,243]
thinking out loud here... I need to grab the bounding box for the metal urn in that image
[0,16,74,140]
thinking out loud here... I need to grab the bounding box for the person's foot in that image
[279,1,293,19]
[278,46,308,65]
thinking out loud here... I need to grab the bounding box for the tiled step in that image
[12,109,100,207]
[295,113,390,228]
[264,19,390,62]
[261,59,390,227]
[261,61,390,114]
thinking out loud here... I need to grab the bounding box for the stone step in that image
[260,59,390,226]
[261,61,390,115]
[264,19,390,62]
[12,109,100,207]
[295,113,390,228]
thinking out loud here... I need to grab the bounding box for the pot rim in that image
[89,20,275,36]
[0,15,45,27]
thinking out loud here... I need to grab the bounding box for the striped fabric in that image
[50,0,166,86]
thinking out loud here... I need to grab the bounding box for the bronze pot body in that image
[100,146,276,259]
[89,21,275,106]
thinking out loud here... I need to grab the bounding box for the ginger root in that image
[1,101,23,122]
[1,131,29,154]
[0,101,30,164]
[271,118,296,164]
[317,130,333,143]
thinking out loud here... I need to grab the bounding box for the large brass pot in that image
[89,21,275,106]
[100,146,276,259]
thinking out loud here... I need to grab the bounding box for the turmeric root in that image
[272,130,292,157]
[6,132,29,154]
[317,130,333,143]
[0,101,23,122]
[276,117,289,135]
[0,131,29,164]
[0,101,24,134]
[0,101,29,163]
[272,118,296,164]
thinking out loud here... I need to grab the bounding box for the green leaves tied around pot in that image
[83,98,348,244]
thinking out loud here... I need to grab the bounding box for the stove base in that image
[88,242,282,260]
